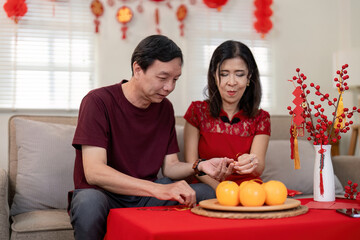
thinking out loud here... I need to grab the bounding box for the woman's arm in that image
[234,134,270,177]
[184,121,225,189]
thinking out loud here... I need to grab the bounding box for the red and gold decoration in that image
[287,64,359,196]
[288,77,305,170]
[253,0,273,38]
[3,0,28,24]
[116,6,133,39]
[91,0,104,33]
[176,4,187,36]
[149,0,166,34]
[203,0,228,11]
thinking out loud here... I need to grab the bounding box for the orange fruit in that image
[239,181,266,207]
[239,180,249,192]
[216,181,240,206]
[263,180,287,205]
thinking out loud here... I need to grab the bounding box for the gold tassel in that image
[291,125,301,169]
[294,133,301,169]
[335,95,345,129]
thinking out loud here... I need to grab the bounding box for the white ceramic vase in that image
[313,145,335,202]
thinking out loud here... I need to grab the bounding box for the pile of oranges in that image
[216,180,287,207]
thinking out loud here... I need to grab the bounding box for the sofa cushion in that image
[11,209,72,232]
[261,140,344,195]
[10,118,76,216]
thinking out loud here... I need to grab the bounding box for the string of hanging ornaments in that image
[253,0,273,38]
[1,0,272,39]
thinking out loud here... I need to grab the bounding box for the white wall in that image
[1,0,360,171]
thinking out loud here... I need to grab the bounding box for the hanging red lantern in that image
[176,4,187,37]
[253,0,273,38]
[203,0,228,11]
[90,0,104,33]
[3,0,28,24]
[116,6,133,39]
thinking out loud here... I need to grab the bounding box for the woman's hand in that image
[198,158,235,181]
[234,153,258,175]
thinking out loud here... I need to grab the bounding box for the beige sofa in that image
[1,115,359,240]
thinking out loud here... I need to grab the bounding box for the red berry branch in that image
[287,65,360,145]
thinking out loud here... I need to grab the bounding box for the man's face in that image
[135,58,182,105]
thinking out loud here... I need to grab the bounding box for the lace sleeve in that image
[255,110,271,136]
[183,101,201,128]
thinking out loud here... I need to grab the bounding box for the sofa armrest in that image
[0,168,9,240]
[332,155,360,188]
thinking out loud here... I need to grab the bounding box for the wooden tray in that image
[191,205,308,219]
[199,198,301,212]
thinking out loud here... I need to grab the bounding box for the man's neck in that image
[122,78,151,109]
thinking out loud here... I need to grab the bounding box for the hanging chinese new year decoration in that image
[116,6,133,39]
[289,85,305,170]
[154,7,160,34]
[253,0,273,38]
[91,0,104,33]
[149,0,165,34]
[176,4,187,37]
[3,0,28,24]
[203,0,228,11]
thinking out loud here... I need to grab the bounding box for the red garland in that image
[3,0,28,24]
[203,0,228,11]
[253,0,273,38]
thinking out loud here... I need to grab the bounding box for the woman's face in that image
[215,57,249,109]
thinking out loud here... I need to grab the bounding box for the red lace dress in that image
[184,101,271,184]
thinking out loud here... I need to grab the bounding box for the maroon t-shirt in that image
[72,81,179,189]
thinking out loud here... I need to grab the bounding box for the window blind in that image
[184,0,272,110]
[0,0,94,110]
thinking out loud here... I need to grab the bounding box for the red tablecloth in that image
[104,198,360,240]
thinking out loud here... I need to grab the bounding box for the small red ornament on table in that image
[116,6,133,39]
[3,0,28,24]
[91,0,104,33]
[344,180,359,200]
[176,4,188,37]
[253,0,273,38]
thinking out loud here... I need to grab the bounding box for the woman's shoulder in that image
[248,109,270,122]
[191,100,208,107]
[257,109,270,118]
[188,100,208,111]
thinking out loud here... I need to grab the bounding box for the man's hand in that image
[198,158,235,181]
[154,180,196,207]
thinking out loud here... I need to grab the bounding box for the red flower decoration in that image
[3,0,28,24]
[203,0,228,11]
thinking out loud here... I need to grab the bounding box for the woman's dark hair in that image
[206,40,262,118]
[131,35,183,75]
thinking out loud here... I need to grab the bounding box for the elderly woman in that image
[184,40,271,189]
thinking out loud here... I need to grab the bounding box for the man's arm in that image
[82,145,196,206]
